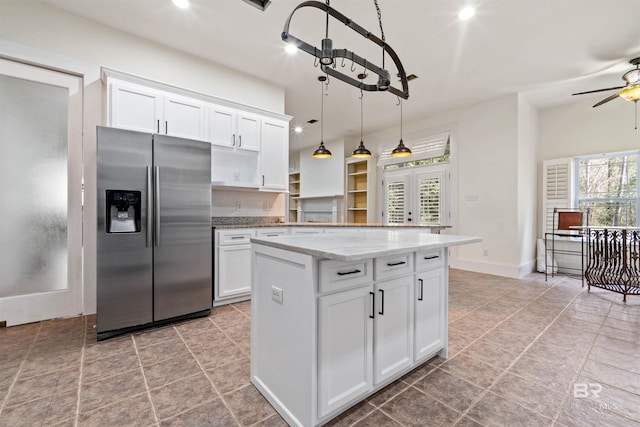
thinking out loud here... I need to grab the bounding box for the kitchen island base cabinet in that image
[250,243,451,427]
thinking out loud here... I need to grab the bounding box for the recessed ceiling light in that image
[458,6,475,20]
[294,126,302,133]
[285,44,298,54]
[172,0,190,9]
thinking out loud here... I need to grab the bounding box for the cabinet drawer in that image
[374,253,413,281]
[256,228,287,238]
[415,249,444,272]
[318,259,373,294]
[217,229,255,245]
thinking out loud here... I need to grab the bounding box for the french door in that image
[383,166,448,226]
[0,58,83,326]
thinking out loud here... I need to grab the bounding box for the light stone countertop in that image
[251,229,481,261]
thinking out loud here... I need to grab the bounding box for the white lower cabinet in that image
[214,229,255,305]
[414,268,446,361]
[251,243,449,426]
[217,244,252,298]
[318,286,373,418]
[318,276,414,418]
[374,276,414,384]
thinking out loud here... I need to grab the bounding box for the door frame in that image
[0,47,94,325]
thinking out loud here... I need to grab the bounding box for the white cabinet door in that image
[163,95,206,140]
[110,81,162,133]
[260,120,289,191]
[374,276,414,384]
[237,114,260,151]
[318,285,373,418]
[210,106,236,148]
[414,268,445,362]
[217,244,253,298]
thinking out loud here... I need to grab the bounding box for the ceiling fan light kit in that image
[573,57,640,129]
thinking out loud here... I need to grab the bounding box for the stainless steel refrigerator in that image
[96,126,212,340]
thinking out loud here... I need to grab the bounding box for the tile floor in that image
[1,269,639,426]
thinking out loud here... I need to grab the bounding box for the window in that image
[575,152,639,227]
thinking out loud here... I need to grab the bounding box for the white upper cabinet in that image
[103,68,291,190]
[110,81,162,134]
[210,106,260,152]
[109,79,206,141]
[163,95,206,140]
[260,119,289,191]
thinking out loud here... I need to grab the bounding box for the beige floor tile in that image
[380,386,460,426]
[414,368,484,412]
[158,397,237,427]
[149,373,218,420]
[466,391,553,426]
[77,393,156,426]
[224,384,276,426]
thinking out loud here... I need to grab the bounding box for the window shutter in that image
[385,180,406,224]
[542,158,573,235]
[417,174,442,225]
[378,132,449,166]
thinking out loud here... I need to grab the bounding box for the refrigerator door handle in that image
[154,166,160,246]
[146,166,153,247]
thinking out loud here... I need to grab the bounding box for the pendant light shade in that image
[313,75,332,159]
[391,139,412,157]
[352,90,372,158]
[352,141,372,158]
[313,141,332,158]
[391,98,411,158]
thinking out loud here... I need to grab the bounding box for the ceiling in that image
[36,0,640,151]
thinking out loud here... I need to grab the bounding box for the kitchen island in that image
[250,229,480,427]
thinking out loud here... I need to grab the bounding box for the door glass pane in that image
[0,75,68,297]
[418,176,441,224]
[386,181,406,224]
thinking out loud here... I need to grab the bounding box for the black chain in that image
[374,0,385,68]
[374,0,385,42]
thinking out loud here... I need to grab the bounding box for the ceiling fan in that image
[572,57,640,107]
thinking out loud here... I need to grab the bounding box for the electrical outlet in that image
[235,202,241,211]
[483,249,489,256]
[271,286,283,304]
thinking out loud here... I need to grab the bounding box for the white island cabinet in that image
[250,230,480,426]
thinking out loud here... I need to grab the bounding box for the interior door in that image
[0,58,83,326]
[383,167,447,226]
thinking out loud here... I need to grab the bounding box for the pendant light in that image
[352,89,372,158]
[313,75,332,158]
[391,98,412,158]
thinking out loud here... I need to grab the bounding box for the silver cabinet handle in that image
[146,166,152,247]
[154,166,160,246]
[156,120,160,133]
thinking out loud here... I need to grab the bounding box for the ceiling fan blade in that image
[592,93,620,107]
[572,86,625,96]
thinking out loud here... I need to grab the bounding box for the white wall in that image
[211,190,284,217]
[351,94,537,277]
[0,0,286,315]
[0,0,284,112]
[300,138,345,198]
